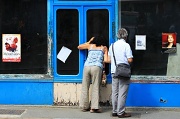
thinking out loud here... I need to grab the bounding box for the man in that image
[106,28,133,118]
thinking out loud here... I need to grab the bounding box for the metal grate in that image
[0,109,25,115]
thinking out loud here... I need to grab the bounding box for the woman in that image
[78,36,108,113]
[166,34,176,48]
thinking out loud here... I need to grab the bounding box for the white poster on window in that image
[135,35,146,50]
[2,34,21,62]
[57,46,72,63]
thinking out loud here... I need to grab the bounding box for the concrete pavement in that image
[0,105,180,119]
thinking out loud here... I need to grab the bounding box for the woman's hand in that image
[86,37,94,44]
[77,37,94,50]
[103,46,108,52]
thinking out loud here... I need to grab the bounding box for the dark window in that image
[0,0,47,74]
[120,0,180,76]
[56,9,79,75]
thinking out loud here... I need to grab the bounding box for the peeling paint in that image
[54,83,112,106]
[47,29,53,76]
[54,100,111,107]
[54,99,79,106]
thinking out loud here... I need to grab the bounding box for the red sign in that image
[162,33,176,48]
[162,33,176,53]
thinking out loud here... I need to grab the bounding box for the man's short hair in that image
[117,28,128,39]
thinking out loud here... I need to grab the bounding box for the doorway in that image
[53,5,114,82]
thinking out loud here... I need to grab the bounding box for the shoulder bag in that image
[112,43,131,79]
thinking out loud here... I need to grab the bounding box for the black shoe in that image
[118,112,131,118]
[81,108,90,112]
[90,109,102,113]
[111,113,118,117]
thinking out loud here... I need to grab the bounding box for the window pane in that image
[56,9,79,75]
[120,0,180,76]
[0,0,47,74]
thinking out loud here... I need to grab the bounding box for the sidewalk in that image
[0,105,180,119]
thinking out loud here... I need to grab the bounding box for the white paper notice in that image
[57,46,72,63]
[135,35,146,50]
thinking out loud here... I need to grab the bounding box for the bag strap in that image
[112,43,117,67]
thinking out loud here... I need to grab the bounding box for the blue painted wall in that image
[1,81,180,107]
[127,83,180,107]
[0,81,53,105]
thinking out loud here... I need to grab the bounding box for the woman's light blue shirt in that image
[84,49,104,69]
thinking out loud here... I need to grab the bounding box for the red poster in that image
[2,34,21,62]
[162,33,176,53]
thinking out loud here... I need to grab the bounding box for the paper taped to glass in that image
[57,46,72,63]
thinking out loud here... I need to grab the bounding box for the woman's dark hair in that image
[90,35,107,47]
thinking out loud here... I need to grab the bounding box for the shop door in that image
[53,5,114,82]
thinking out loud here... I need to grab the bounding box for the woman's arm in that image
[77,37,94,50]
[103,46,111,63]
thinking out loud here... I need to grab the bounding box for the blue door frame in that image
[51,1,116,83]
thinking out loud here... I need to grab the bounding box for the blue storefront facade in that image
[1,0,180,107]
